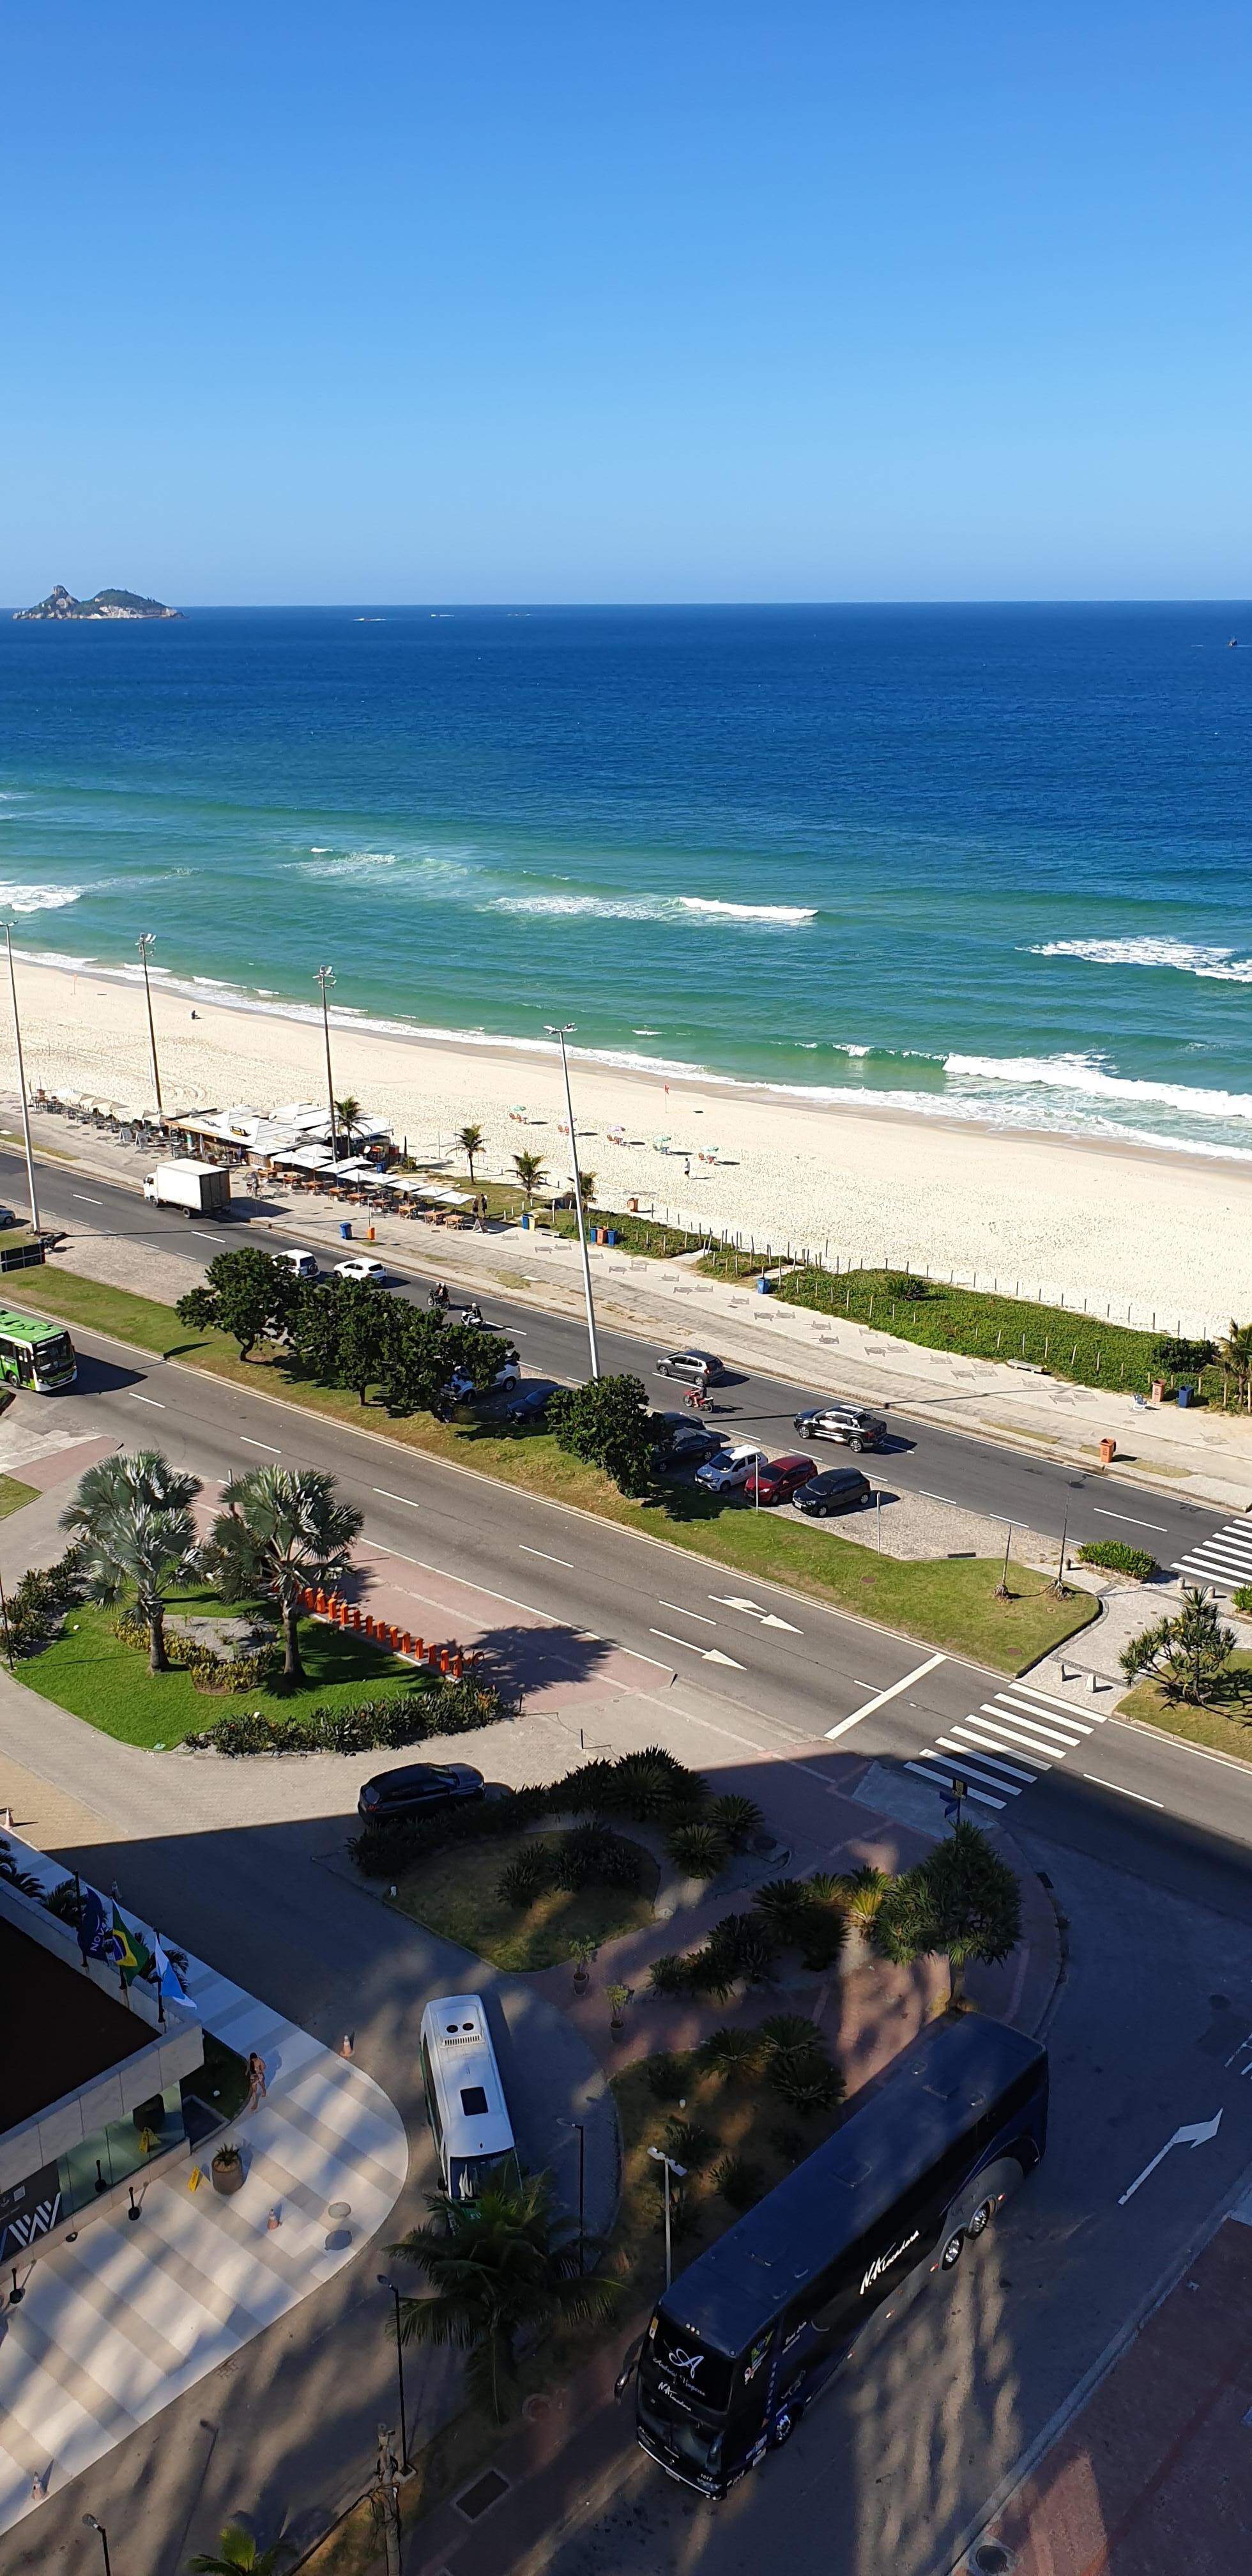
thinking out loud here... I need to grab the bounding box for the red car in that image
[742,1452,817,1506]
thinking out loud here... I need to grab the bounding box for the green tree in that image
[1153,1336,1214,1377]
[575,1166,597,1211]
[61,1450,201,1673]
[512,1149,547,1207]
[187,2527,295,2574]
[389,2175,620,2421]
[207,1466,363,1682]
[383,1310,507,1414]
[874,1821,1021,2005]
[1120,1583,1236,1706]
[333,1280,401,1405]
[547,1373,656,1498]
[287,1278,344,1382]
[457,1123,485,1183]
[333,1094,363,1153]
[176,1248,296,1361]
[1218,1319,1252,1407]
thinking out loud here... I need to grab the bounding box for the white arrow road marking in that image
[657,1601,717,1623]
[1118,2111,1223,2205]
[825,1650,947,1740]
[650,1629,746,1670]
[709,1595,803,1632]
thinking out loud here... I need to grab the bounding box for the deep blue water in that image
[0,601,1249,1152]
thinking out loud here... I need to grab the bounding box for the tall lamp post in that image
[647,2145,686,2288]
[560,2119,586,2274]
[3,924,39,1234]
[314,965,339,1162]
[376,2274,410,2469]
[82,2516,113,2576]
[136,932,164,1118]
[544,1021,600,1379]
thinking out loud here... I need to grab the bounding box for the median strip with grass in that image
[1118,1654,1252,1764]
[22,1266,1099,1674]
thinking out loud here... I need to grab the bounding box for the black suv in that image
[792,1402,887,1453]
[792,1466,872,1517]
[653,1410,728,1465]
[357,1762,485,1822]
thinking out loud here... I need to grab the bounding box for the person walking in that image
[245,2050,268,2112]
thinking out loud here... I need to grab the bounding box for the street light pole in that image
[314,965,338,1162]
[82,2516,113,2576]
[136,932,164,1117]
[648,2145,686,2288]
[545,1022,600,1379]
[561,2120,586,2273]
[3,924,39,1234]
[377,2274,409,2467]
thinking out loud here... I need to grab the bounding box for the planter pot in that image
[211,2155,245,2198]
[572,1970,590,1997]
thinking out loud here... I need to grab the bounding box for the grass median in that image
[1118,1655,1252,1763]
[22,1265,1099,1674]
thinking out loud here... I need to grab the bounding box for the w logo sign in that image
[0,2161,63,2265]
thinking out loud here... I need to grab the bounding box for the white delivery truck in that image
[142,1161,232,1218]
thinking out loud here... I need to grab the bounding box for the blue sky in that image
[3,1,1248,602]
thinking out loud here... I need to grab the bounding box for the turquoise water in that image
[0,601,1249,1153]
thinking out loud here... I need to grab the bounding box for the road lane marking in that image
[1081,1772,1164,1807]
[128,1392,165,1407]
[1118,2112,1221,2205]
[191,1229,221,1242]
[620,1646,676,1670]
[657,1602,716,1624]
[710,1594,802,1633]
[984,1698,1089,1744]
[240,1436,281,1453]
[373,1489,420,1507]
[520,1545,574,1568]
[73,1193,103,1204]
[825,1650,946,1740]
[905,1760,1004,1810]
[918,1489,961,1507]
[1092,1506,1169,1532]
[650,1629,745,1670]
[943,1729,1041,1782]
[931,1740,1029,1795]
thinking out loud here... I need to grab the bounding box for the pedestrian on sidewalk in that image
[245,2050,268,2111]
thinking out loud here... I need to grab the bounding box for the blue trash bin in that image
[1177,1383,1191,1407]
[339,1220,352,1241]
[756,1274,773,1295]
[606,1228,617,1246]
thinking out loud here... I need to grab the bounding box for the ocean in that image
[0,601,1249,1156]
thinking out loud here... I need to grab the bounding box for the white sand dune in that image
[4,957,1249,1337]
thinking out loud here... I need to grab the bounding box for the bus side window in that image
[0,1337,15,1379]
[421,2039,444,2156]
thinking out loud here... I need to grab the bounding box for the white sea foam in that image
[944,1050,1252,1122]
[493,891,816,925]
[0,880,84,912]
[1030,935,1252,983]
[676,896,816,923]
[296,849,400,878]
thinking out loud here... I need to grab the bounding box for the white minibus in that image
[419,1993,519,2202]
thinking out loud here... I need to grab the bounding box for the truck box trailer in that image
[142,1162,232,1218]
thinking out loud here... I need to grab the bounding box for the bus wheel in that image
[966,2197,996,2240]
[940,2230,965,2271]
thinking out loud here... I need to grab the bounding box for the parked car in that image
[792,1402,887,1453]
[653,1410,728,1464]
[791,1466,873,1517]
[694,1442,767,1494]
[273,1246,320,1282]
[335,1255,390,1285]
[357,1762,485,1823]
[653,1348,729,1387]
[743,1452,817,1506]
[503,1378,561,1423]
[445,1347,522,1402]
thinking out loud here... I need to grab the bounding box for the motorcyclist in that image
[461,1301,484,1328]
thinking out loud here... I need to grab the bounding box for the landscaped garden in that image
[386,1823,660,1970]
[1118,1584,1252,1761]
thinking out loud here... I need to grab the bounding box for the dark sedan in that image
[357,1761,485,1823]
[653,1410,728,1465]
[792,1467,873,1517]
[503,1379,561,1423]
[743,1452,817,1506]
[792,1403,887,1453]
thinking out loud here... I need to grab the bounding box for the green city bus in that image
[0,1308,78,1393]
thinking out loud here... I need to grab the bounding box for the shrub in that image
[884,1273,929,1301]
[770,2124,807,2163]
[1154,1337,1214,1374]
[546,1373,659,1498]
[699,1911,775,1988]
[1119,1585,1237,1708]
[751,1878,811,1932]
[666,1821,729,1878]
[663,2118,717,2172]
[498,1846,554,1907]
[795,1905,847,1973]
[185,1675,512,1756]
[646,2053,689,2101]
[6,1543,87,1655]
[551,1823,646,1893]
[648,1952,695,1998]
[835,1864,890,1924]
[1233,1585,1252,1616]
[42,1876,84,1925]
[770,2055,843,2113]
[706,1793,764,1850]
[114,1608,282,1693]
[714,2154,768,2211]
[873,1821,1023,2004]
[759,2014,818,2060]
[1076,1541,1156,1580]
[695,2026,765,2081]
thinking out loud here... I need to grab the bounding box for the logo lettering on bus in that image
[668,2346,706,2382]
[860,2228,920,2297]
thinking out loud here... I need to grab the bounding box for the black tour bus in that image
[631,2014,1047,2499]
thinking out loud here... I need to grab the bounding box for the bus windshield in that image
[31,1333,74,1383]
[645,2315,737,2412]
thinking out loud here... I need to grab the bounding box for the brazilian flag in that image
[111,1905,153,1985]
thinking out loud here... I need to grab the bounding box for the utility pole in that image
[647,2146,686,2288]
[545,1021,600,1378]
[137,931,164,1116]
[314,965,338,1162]
[373,2425,402,2576]
[3,924,39,1234]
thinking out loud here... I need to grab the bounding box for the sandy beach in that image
[2,956,1248,1337]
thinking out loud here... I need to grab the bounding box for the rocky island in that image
[13,583,182,621]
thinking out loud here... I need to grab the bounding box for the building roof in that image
[0,1916,151,2131]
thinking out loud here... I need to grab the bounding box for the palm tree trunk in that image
[146,1600,169,1673]
[282,1595,305,1682]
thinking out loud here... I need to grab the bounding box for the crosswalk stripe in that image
[949,1724,1045,1780]
[977,1701,1081,1750]
[995,1689,1093,1733]
[905,1759,1005,1810]
[930,1740,1024,1794]
[961,1715,1055,1763]
[1172,1521,1252,1591]
[1005,1677,1102,1715]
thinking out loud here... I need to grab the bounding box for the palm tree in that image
[390,2174,620,2421]
[207,1466,363,1683]
[187,2527,294,2574]
[1218,1319,1252,1409]
[575,1167,597,1213]
[61,1450,201,1673]
[333,1095,363,1155]
[457,1122,485,1183]
[512,1149,547,1208]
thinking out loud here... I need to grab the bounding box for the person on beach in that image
[246,2050,268,2111]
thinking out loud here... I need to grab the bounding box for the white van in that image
[272,1246,320,1282]
[419,1994,519,2201]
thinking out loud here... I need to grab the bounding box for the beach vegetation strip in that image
[0,1474,39,1519]
[20,1267,1098,1673]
